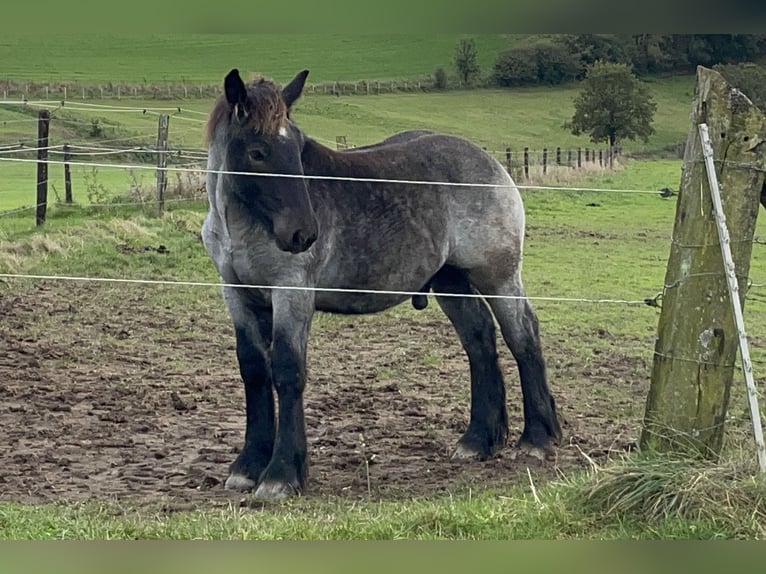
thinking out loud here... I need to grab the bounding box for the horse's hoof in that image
[514,439,556,462]
[254,480,300,501]
[224,473,257,491]
[451,442,484,460]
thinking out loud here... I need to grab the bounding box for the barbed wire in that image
[654,349,766,373]
[0,118,41,125]
[0,201,48,217]
[686,157,766,175]
[0,143,209,160]
[1,100,191,113]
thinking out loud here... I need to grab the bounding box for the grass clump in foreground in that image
[567,451,766,539]
[1,452,765,539]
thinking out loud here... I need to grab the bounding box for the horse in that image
[202,68,562,500]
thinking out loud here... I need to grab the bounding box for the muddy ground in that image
[0,281,648,509]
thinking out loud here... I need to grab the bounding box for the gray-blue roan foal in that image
[202,68,562,500]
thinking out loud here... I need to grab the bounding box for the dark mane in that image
[206,76,288,144]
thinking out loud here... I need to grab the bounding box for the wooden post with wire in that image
[36,109,50,226]
[641,66,766,470]
[63,143,73,203]
[699,122,766,472]
[155,114,170,216]
[523,147,529,180]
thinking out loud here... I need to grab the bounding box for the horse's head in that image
[214,68,317,254]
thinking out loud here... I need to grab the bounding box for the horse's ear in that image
[283,70,309,109]
[224,69,247,109]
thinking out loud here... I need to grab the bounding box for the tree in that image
[492,43,579,87]
[714,62,766,111]
[565,61,657,149]
[556,34,635,77]
[454,38,480,87]
[492,46,538,87]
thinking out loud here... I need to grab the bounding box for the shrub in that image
[492,47,538,87]
[433,67,448,90]
[535,44,580,85]
[492,43,579,87]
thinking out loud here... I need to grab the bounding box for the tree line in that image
[449,34,766,89]
[445,35,766,153]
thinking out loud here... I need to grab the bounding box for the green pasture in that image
[0,161,160,212]
[2,156,766,538]
[2,72,696,154]
[0,34,520,85]
[1,72,695,212]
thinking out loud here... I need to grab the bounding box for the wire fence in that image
[1,101,763,311]
[0,76,450,103]
[0,99,629,185]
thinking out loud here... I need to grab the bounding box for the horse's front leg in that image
[255,288,315,500]
[222,287,275,491]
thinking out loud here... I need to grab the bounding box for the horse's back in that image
[314,130,526,289]
[392,132,526,275]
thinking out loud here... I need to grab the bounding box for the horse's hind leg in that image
[431,267,508,459]
[472,271,562,460]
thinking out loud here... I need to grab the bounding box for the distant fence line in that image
[4,110,621,226]
[1,76,441,101]
[336,135,622,178]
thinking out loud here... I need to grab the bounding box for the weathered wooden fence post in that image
[505,147,512,174]
[523,147,529,180]
[155,114,170,216]
[556,147,561,167]
[63,143,72,203]
[577,147,582,168]
[641,66,766,460]
[36,109,50,226]
[542,147,548,175]
[699,122,766,472]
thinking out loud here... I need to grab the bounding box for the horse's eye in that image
[248,148,268,162]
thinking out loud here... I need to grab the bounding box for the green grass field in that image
[2,158,766,539]
[0,34,521,85]
[1,72,695,212]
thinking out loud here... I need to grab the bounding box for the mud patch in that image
[0,281,650,507]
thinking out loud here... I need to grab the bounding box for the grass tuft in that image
[568,452,766,538]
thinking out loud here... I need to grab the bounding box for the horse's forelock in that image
[247,78,288,136]
[206,76,288,144]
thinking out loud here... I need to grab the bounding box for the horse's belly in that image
[315,291,410,314]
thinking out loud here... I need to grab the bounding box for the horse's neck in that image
[303,138,366,177]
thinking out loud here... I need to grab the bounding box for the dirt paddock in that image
[0,281,646,509]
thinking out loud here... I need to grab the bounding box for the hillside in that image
[0,34,522,84]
